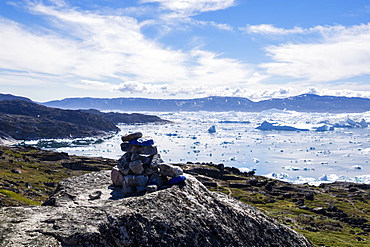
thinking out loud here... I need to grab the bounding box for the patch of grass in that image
[210,186,230,195]
[0,189,41,206]
[297,229,370,247]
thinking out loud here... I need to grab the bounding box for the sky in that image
[1,0,370,102]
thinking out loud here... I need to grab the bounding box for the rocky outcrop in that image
[0,170,312,247]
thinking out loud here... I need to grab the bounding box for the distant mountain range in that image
[41,94,370,113]
[1,92,370,113]
[0,93,33,102]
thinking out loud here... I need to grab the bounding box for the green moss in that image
[0,189,41,206]
[297,229,370,247]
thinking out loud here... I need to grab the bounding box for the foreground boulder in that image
[0,170,312,247]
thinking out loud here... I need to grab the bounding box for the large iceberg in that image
[332,118,368,128]
[256,121,309,131]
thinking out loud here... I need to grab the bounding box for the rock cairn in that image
[111,132,185,195]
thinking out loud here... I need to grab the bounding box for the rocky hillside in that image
[0,100,169,141]
[0,169,312,247]
[183,163,370,246]
[0,100,119,140]
[0,146,369,246]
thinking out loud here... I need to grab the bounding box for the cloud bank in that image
[243,24,370,82]
[0,1,255,92]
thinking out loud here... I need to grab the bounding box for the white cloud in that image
[186,49,253,86]
[137,0,235,31]
[81,79,114,89]
[240,24,352,36]
[191,19,233,31]
[259,23,370,82]
[115,81,169,94]
[0,18,79,75]
[62,78,370,101]
[299,87,370,99]
[141,0,235,16]
[241,24,305,35]
[79,79,295,100]
[0,2,256,93]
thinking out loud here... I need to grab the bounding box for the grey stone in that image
[145,166,158,175]
[121,132,143,142]
[89,191,102,200]
[121,167,131,175]
[129,160,144,174]
[122,174,148,195]
[142,156,151,165]
[122,182,134,195]
[1,171,313,247]
[146,184,158,192]
[131,153,151,165]
[127,145,158,155]
[111,166,124,186]
[159,163,184,177]
[124,174,148,187]
[120,142,130,151]
[148,172,166,188]
[130,153,142,161]
[117,153,131,171]
[150,153,163,167]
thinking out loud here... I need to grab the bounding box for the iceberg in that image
[253,158,260,163]
[314,125,334,132]
[208,125,216,133]
[333,118,368,128]
[256,121,309,131]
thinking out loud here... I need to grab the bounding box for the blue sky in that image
[1,0,370,102]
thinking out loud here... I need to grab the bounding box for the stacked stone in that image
[111,132,185,195]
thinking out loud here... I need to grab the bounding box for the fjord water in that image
[33,110,370,185]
